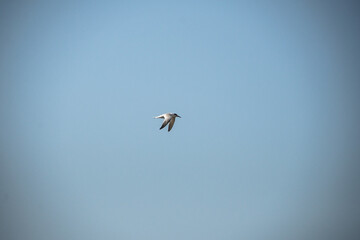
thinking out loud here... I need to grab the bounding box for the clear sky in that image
[1,1,360,240]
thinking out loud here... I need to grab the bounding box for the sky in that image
[0,1,360,240]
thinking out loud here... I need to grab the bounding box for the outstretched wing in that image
[168,117,176,131]
[160,117,171,130]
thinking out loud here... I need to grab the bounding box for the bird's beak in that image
[178,116,181,118]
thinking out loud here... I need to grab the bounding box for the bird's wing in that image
[168,117,176,131]
[160,115,171,130]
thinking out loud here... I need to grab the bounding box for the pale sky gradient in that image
[1,1,360,240]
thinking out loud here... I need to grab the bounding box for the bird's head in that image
[174,113,181,118]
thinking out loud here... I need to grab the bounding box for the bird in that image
[154,113,181,132]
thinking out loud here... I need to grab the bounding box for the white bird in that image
[154,113,181,132]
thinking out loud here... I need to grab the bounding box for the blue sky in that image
[1,1,360,240]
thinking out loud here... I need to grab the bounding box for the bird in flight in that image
[154,113,181,132]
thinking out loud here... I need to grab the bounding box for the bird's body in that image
[154,113,181,132]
